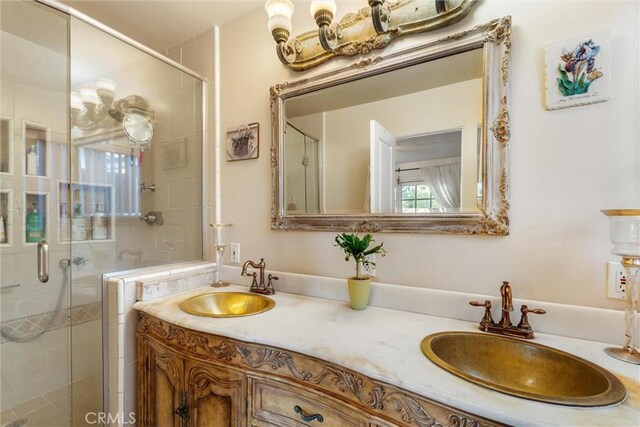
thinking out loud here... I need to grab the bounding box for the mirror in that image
[123,110,154,146]
[271,17,512,235]
[284,49,483,216]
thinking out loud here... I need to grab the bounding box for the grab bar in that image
[37,240,49,283]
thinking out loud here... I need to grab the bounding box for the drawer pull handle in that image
[294,405,324,423]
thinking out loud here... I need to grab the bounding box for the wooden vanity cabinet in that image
[138,314,503,427]
[186,361,246,427]
[139,338,246,427]
[141,339,184,426]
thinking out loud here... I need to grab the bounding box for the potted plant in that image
[334,233,386,310]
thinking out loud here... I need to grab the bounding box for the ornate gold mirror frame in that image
[270,16,511,235]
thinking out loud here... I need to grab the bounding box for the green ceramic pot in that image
[347,277,371,310]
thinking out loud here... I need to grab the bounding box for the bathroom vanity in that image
[135,285,640,427]
[137,314,498,427]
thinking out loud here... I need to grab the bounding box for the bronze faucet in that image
[241,258,277,295]
[498,281,514,328]
[470,281,546,339]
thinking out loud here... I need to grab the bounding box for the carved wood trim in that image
[138,314,504,427]
[270,16,512,235]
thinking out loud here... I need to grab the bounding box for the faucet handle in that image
[266,274,278,295]
[248,272,258,289]
[470,300,490,308]
[517,305,546,330]
[72,256,89,266]
[470,300,494,328]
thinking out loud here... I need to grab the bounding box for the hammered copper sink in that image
[180,292,275,318]
[421,332,627,407]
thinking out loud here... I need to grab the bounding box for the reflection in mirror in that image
[284,49,483,216]
[272,16,512,234]
[284,123,321,214]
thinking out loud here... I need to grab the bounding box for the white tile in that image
[117,391,125,420]
[123,310,139,363]
[117,357,125,394]
[117,279,125,315]
[107,280,119,322]
[108,324,119,402]
[117,322,125,357]
[123,282,136,301]
[124,361,137,415]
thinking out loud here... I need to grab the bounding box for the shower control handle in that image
[139,211,164,226]
[37,240,49,283]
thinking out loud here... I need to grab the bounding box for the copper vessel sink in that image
[180,292,275,318]
[421,332,626,407]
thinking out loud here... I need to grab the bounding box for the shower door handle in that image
[37,240,49,283]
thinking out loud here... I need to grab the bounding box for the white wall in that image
[219,0,639,310]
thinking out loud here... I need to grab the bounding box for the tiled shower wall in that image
[106,42,207,269]
[165,28,215,262]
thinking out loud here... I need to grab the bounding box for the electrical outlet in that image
[364,254,376,277]
[230,243,240,264]
[606,261,626,300]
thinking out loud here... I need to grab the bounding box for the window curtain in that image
[419,162,461,209]
[78,147,140,216]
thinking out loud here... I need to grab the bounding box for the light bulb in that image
[79,87,99,106]
[96,78,116,93]
[265,0,294,19]
[310,0,337,17]
[268,15,292,33]
[265,0,294,33]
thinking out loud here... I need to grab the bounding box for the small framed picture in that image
[545,30,611,110]
[226,123,259,161]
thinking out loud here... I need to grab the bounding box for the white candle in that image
[214,25,222,224]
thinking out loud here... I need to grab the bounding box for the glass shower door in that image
[0,1,72,426]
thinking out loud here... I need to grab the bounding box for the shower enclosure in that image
[284,123,320,214]
[0,1,204,425]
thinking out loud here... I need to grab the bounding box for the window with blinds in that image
[78,147,140,217]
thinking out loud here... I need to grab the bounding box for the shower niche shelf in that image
[59,181,114,243]
[0,190,12,247]
[0,116,13,175]
[23,192,49,245]
[22,121,50,178]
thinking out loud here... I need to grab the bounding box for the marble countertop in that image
[134,284,640,426]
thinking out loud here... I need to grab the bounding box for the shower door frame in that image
[33,0,208,419]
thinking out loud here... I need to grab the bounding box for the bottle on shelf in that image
[91,202,108,240]
[71,203,87,241]
[59,202,70,242]
[0,215,6,244]
[26,202,44,242]
[26,145,39,175]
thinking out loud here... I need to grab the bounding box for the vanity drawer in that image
[250,377,369,427]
